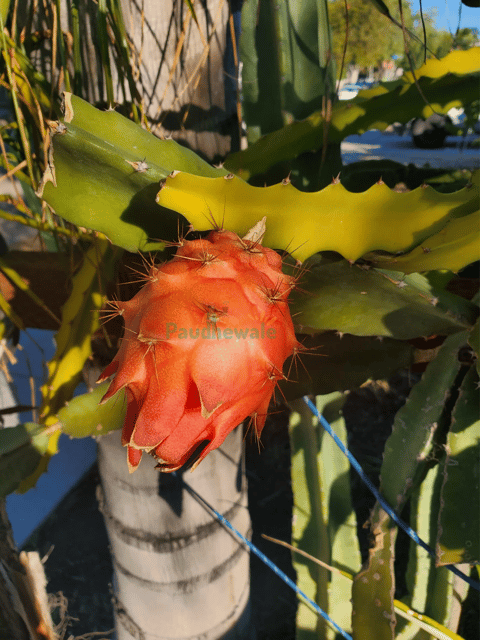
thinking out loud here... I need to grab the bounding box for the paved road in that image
[342,130,480,169]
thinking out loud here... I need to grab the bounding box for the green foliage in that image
[241,0,339,189]
[381,331,468,508]
[354,331,479,638]
[38,94,227,252]
[452,27,480,51]
[328,0,403,70]
[4,239,117,491]
[290,263,477,338]
[368,207,480,273]
[39,238,115,424]
[0,423,49,499]
[55,382,127,439]
[290,381,475,640]
[437,366,479,566]
[241,0,335,142]
[225,48,480,181]
[352,516,396,639]
[329,0,479,73]
[37,91,479,271]
[395,462,445,640]
[398,16,479,70]
[289,394,361,638]
[0,0,10,26]
[0,382,126,498]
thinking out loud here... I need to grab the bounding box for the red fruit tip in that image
[127,446,143,473]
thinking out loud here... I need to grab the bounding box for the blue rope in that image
[178,473,353,640]
[174,396,478,638]
[303,395,480,592]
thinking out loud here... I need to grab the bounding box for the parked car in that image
[411,113,453,149]
[338,80,376,101]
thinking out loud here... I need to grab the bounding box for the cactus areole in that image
[98,222,300,472]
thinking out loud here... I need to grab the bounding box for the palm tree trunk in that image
[91,3,253,635]
[97,426,255,639]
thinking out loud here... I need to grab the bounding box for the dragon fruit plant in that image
[98,225,299,472]
[0,0,479,636]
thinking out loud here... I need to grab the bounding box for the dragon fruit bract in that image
[98,225,299,472]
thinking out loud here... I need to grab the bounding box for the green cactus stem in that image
[290,262,477,339]
[38,94,227,253]
[289,393,361,639]
[437,366,480,566]
[155,170,478,267]
[40,238,115,425]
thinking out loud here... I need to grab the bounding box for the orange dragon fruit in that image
[98,222,300,472]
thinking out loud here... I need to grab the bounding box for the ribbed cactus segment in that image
[40,238,114,425]
[401,47,480,80]
[38,94,227,252]
[289,394,361,639]
[57,382,127,439]
[395,458,469,640]
[394,441,469,640]
[352,332,469,638]
[224,48,480,179]
[437,366,480,566]
[0,423,49,498]
[156,171,478,266]
[395,464,439,639]
[380,330,467,509]
[368,205,479,274]
[240,0,335,144]
[58,95,224,178]
[290,262,477,339]
[351,514,397,640]
[20,384,127,443]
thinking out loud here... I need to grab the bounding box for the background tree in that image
[329,0,479,75]
[328,0,404,74]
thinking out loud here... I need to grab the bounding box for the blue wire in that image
[175,396,478,639]
[302,395,480,592]
[178,474,353,640]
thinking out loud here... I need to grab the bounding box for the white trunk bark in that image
[119,0,231,159]
[97,427,254,639]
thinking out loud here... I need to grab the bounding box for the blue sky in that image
[410,0,479,32]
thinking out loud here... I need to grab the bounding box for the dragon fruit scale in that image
[98,224,300,473]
